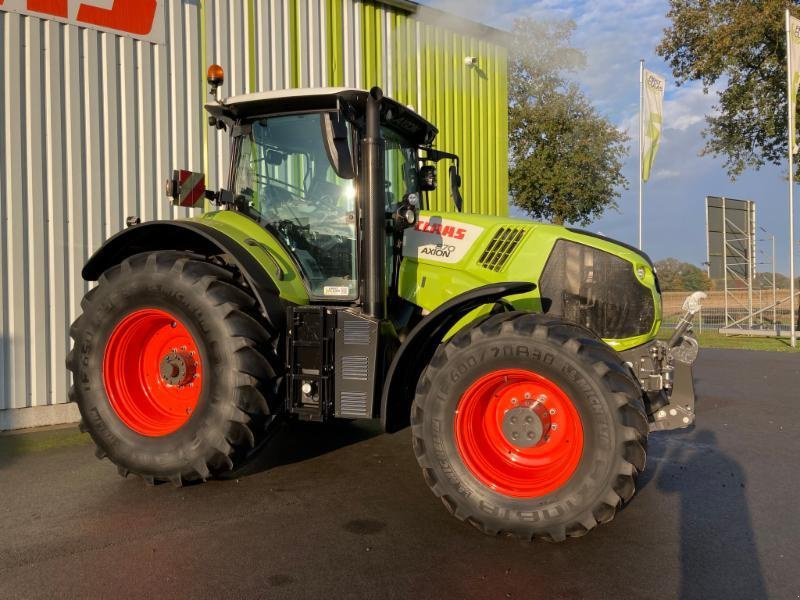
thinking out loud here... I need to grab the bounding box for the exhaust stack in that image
[361,87,386,319]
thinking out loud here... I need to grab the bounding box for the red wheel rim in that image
[103,308,202,437]
[454,368,584,498]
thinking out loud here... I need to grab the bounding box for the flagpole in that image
[638,59,644,250]
[786,9,797,348]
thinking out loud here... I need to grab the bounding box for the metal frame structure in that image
[706,196,756,332]
[755,230,778,331]
[708,197,800,336]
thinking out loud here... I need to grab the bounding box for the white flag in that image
[641,69,665,182]
[788,14,800,154]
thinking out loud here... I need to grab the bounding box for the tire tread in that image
[66,251,282,485]
[410,312,648,542]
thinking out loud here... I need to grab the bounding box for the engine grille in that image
[477,227,528,272]
[538,240,655,339]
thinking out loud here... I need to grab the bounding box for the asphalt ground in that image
[0,348,798,600]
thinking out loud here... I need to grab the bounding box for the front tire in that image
[67,251,282,485]
[411,312,648,541]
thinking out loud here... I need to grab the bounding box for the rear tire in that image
[67,251,282,485]
[411,312,648,542]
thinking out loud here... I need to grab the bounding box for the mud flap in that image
[649,361,695,432]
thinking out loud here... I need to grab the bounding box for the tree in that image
[654,258,713,291]
[508,18,629,226]
[657,0,793,178]
[757,272,800,289]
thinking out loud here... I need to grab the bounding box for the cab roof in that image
[205,87,438,146]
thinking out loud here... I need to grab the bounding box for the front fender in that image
[82,220,290,333]
[381,281,536,432]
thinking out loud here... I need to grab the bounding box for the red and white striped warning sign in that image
[174,170,205,208]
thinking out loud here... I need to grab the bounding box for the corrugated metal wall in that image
[0,2,207,428]
[0,0,508,428]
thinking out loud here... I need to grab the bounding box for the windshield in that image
[235,113,358,300]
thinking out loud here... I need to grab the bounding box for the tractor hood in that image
[398,211,662,351]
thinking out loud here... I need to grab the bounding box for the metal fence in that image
[661,290,799,333]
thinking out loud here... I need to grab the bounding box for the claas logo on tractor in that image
[67,64,705,543]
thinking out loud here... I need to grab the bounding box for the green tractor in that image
[67,66,703,542]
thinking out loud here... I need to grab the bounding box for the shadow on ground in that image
[650,428,767,600]
[226,418,384,479]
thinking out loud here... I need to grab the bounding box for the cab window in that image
[235,113,358,300]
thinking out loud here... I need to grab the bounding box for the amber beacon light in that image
[207,64,225,101]
[207,64,224,87]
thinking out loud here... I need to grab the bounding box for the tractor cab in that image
[204,85,450,305]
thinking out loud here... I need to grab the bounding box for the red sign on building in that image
[0,0,165,44]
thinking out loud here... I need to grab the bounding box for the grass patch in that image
[0,425,89,457]
[658,330,800,352]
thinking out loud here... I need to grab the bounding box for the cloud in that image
[664,84,718,131]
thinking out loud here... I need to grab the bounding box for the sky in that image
[420,0,798,275]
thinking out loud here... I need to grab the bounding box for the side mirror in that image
[321,112,355,179]
[449,165,463,212]
[165,169,206,208]
[419,165,437,191]
[266,149,285,165]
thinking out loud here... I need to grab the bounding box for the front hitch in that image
[621,291,706,432]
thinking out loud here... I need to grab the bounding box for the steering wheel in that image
[308,179,345,211]
[263,183,295,205]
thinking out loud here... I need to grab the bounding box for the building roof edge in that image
[377,1,510,47]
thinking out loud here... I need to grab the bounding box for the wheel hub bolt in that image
[501,405,551,448]
[160,351,196,387]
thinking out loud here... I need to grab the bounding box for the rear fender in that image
[82,221,287,333]
[381,281,536,432]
